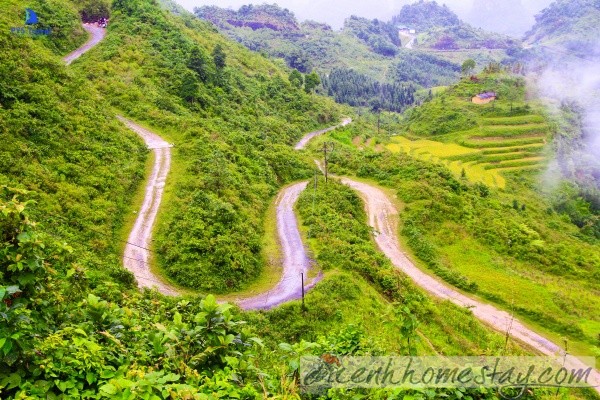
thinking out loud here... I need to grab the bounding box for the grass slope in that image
[309,117,600,366]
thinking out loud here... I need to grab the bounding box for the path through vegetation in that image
[117,117,178,295]
[63,24,106,65]
[237,182,321,310]
[340,178,600,391]
[62,30,600,387]
[294,118,352,150]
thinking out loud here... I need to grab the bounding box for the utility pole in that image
[322,142,334,183]
[301,272,306,311]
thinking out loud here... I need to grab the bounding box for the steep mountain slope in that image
[0,0,147,287]
[306,72,600,369]
[393,0,518,51]
[70,0,343,294]
[194,2,521,114]
[522,0,600,239]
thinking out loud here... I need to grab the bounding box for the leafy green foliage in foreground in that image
[0,191,264,398]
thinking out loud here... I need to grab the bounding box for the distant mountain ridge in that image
[196,4,300,32]
[391,0,517,51]
[391,0,460,31]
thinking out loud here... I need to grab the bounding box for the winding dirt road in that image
[294,118,352,150]
[63,24,106,65]
[237,182,321,310]
[117,117,178,296]
[341,178,600,393]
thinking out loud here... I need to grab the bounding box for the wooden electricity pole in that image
[301,272,306,310]
[322,142,334,183]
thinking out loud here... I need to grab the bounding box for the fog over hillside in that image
[179,0,552,32]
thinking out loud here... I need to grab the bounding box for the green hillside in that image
[306,72,600,366]
[2,0,600,398]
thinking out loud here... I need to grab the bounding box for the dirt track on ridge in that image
[63,24,106,65]
[117,117,178,295]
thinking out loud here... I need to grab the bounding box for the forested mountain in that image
[391,1,518,51]
[196,3,300,32]
[3,0,600,397]
[322,68,416,112]
[0,1,556,398]
[524,0,600,57]
[342,15,401,56]
[193,2,519,112]
[391,0,460,31]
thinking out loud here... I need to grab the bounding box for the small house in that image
[472,92,496,104]
[398,26,415,35]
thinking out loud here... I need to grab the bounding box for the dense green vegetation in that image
[0,0,146,288]
[0,194,267,398]
[391,51,461,88]
[2,0,599,397]
[322,68,416,112]
[192,2,512,113]
[391,0,460,31]
[342,15,401,57]
[391,1,517,51]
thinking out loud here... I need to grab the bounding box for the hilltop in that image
[391,1,518,51]
[196,3,300,32]
[391,0,460,31]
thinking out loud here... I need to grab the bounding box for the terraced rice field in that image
[387,114,549,189]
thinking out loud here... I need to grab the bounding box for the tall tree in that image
[461,59,476,76]
[304,71,320,93]
[212,44,226,70]
[188,46,210,82]
[288,70,304,89]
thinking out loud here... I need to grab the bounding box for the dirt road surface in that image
[294,118,352,150]
[63,24,106,65]
[237,182,322,310]
[118,117,178,295]
[341,177,600,393]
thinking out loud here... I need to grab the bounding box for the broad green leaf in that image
[99,383,117,395]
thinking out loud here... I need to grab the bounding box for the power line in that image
[41,209,156,253]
